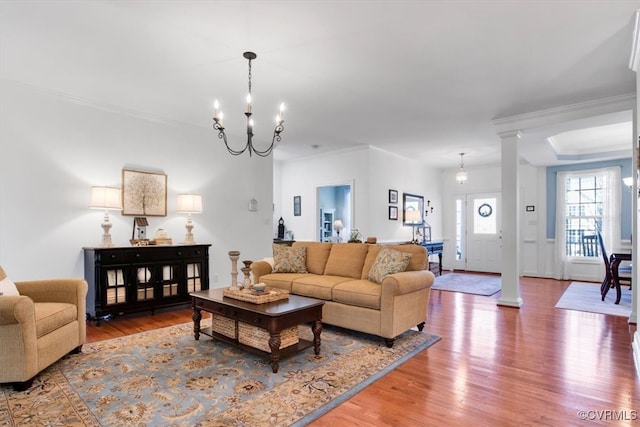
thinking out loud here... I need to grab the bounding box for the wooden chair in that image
[597,232,631,304]
[581,234,599,257]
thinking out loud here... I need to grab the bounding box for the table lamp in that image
[176,194,203,244]
[333,219,344,242]
[404,209,421,244]
[89,186,122,247]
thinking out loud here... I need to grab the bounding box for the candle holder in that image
[228,251,240,289]
[242,260,253,288]
[241,267,251,290]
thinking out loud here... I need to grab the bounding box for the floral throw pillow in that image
[368,247,412,284]
[272,245,308,273]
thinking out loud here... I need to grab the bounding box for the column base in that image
[497,296,523,308]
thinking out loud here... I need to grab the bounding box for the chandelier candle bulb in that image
[246,93,252,113]
[213,100,220,119]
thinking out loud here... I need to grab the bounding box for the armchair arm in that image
[0,295,36,326]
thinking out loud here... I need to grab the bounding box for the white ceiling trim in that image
[492,93,636,135]
[1,78,204,132]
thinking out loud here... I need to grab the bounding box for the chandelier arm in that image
[213,121,249,156]
[249,122,284,157]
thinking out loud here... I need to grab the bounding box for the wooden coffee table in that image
[191,288,324,373]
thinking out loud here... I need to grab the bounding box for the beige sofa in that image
[251,242,434,347]
[0,266,88,390]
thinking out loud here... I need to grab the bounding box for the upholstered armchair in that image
[0,266,87,390]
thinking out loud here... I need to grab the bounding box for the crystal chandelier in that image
[456,153,468,184]
[212,52,285,157]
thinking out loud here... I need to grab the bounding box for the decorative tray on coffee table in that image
[222,286,289,304]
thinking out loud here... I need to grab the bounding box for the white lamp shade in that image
[89,186,122,210]
[176,194,203,214]
[623,176,633,187]
[333,219,344,230]
[405,209,421,222]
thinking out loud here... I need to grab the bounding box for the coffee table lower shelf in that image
[199,326,315,359]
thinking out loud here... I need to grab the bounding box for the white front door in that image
[466,193,502,273]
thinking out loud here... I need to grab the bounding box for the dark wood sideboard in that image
[83,244,210,324]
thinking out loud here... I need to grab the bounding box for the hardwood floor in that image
[86,275,639,426]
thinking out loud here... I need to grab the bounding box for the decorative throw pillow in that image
[368,247,412,284]
[272,245,308,273]
[0,276,19,296]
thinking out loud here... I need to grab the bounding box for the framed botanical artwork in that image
[389,189,398,204]
[293,195,301,216]
[122,169,167,216]
[389,205,398,220]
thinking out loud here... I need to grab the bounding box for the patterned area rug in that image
[432,273,501,296]
[555,282,632,317]
[0,320,440,426]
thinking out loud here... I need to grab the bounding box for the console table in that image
[421,241,443,276]
[84,244,210,324]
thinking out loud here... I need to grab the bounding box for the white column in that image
[498,130,523,308]
[629,9,639,371]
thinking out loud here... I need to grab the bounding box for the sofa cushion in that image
[259,273,309,292]
[332,279,382,310]
[34,302,77,338]
[292,275,352,300]
[292,242,333,275]
[0,276,19,296]
[368,247,412,284]
[273,245,308,273]
[324,243,369,279]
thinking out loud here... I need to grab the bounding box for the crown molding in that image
[491,93,636,135]
[1,78,205,131]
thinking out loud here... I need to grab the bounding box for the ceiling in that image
[1,1,639,169]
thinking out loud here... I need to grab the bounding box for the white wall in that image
[0,80,273,284]
[276,146,443,245]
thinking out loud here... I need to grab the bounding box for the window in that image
[561,170,617,257]
[564,174,605,256]
[456,199,463,260]
[554,166,620,280]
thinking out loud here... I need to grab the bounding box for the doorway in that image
[455,192,502,273]
[317,184,352,242]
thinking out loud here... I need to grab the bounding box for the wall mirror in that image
[402,193,424,226]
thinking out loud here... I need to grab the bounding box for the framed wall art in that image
[389,205,398,220]
[293,195,301,216]
[389,189,398,204]
[122,169,167,216]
